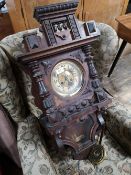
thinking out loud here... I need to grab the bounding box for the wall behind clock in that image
[6,0,129,32]
[75,0,129,30]
[6,0,70,32]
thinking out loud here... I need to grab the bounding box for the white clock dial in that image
[51,60,83,97]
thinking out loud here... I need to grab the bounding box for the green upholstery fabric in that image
[107,99,131,155]
[18,114,131,175]
[93,23,119,80]
[0,29,43,118]
[0,47,25,122]
[0,23,131,175]
[103,54,131,155]
[17,116,57,175]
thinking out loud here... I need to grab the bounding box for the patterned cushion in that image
[93,23,119,79]
[103,54,131,155]
[17,115,57,175]
[17,115,131,175]
[0,47,25,122]
[106,99,131,155]
[0,29,43,118]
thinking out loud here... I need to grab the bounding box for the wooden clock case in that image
[17,1,110,160]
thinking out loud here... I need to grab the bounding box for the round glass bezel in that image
[51,60,84,97]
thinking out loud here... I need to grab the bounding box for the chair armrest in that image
[92,23,119,80]
[106,99,131,155]
[17,115,57,175]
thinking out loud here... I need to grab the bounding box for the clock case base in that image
[17,1,111,160]
[39,111,105,160]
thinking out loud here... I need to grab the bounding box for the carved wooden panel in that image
[17,1,111,160]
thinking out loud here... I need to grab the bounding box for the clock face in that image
[51,60,83,97]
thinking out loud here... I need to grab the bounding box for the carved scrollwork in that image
[41,60,52,75]
[70,50,85,63]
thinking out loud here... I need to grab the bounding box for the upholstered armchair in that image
[0,23,131,175]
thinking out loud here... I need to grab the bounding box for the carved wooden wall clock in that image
[17,1,111,160]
